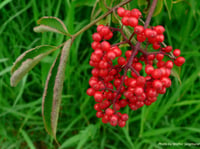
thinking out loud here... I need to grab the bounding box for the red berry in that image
[153,42,161,50]
[117,7,126,17]
[125,50,132,58]
[96,111,103,118]
[154,25,165,34]
[147,88,157,97]
[121,113,129,121]
[144,29,157,38]
[92,33,102,42]
[86,88,95,96]
[173,49,181,57]
[105,108,114,116]
[118,120,126,127]
[99,69,108,77]
[165,60,173,69]
[99,26,110,36]
[102,115,110,123]
[129,104,138,110]
[134,87,144,96]
[161,77,171,88]
[134,25,144,34]
[124,10,131,17]
[104,31,113,40]
[148,54,155,61]
[136,76,146,87]
[107,51,116,60]
[112,47,122,57]
[137,33,146,42]
[164,46,172,53]
[153,80,163,90]
[121,17,129,26]
[136,101,144,107]
[113,103,121,111]
[101,41,111,51]
[110,115,118,126]
[152,69,162,79]
[156,54,164,61]
[174,57,185,66]
[145,65,154,75]
[97,24,104,32]
[130,9,142,18]
[134,62,143,71]
[94,91,104,102]
[94,103,101,111]
[99,60,108,69]
[156,34,164,42]
[119,99,128,108]
[118,57,126,65]
[91,41,100,50]
[128,17,138,27]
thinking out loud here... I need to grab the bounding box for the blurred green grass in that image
[0,0,200,148]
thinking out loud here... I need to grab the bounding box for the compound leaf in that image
[34,17,70,36]
[10,45,58,87]
[42,39,72,143]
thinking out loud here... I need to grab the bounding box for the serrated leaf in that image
[10,45,58,87]
[42,39,72,142]
[153,0,163,16]
[164,0,173,19]
[34,17,70,36]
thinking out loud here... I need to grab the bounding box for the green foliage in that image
[33,17,70,36]
[10,45,58,86]
[0,0,200,148]
[42,39,72,142]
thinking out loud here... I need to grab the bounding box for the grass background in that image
[0,0,200,148]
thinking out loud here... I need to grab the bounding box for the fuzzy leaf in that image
[34,17,69,36]
[42,54,60,137]
[10,45,57,87]
[42,39,72,142]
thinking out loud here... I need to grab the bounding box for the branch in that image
[144,0,158,29]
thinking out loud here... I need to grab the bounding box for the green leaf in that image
[10,45,58,87]
[74,0,97,7]
[171,67,182,84]
[42,39,72,142]
[164,0,173,19]
[99,0,107,13]
[42,54,60,137]
[153,0,163,16]
[34,17,70,36]
[137,0,148,8]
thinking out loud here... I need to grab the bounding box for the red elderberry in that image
[87,7,185,128]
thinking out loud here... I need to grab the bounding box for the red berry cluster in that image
[87,7,185,127]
